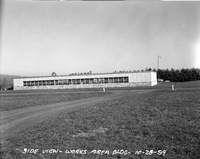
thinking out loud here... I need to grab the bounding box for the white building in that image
[13,71,157,90]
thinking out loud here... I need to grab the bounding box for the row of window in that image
[23,77,129,86]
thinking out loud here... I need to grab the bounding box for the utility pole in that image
[157,55,161,70]
[157,55,161,79]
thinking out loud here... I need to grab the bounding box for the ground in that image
[0,81,200,159]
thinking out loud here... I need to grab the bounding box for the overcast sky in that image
[0,0,200,76]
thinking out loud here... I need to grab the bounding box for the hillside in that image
[0,75,20,89]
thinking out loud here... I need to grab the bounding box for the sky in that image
[0,0,200,76]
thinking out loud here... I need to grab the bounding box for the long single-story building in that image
[13,71,157,90]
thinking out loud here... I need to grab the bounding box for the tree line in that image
[157,68,200,82]
[112,68,200,82]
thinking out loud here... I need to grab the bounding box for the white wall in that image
[13,79,23,87]
[130,72,152,82]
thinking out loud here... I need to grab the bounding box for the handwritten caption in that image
[17,148,166,156]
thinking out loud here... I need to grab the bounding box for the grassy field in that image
[0,91,110,111]
[1,81,200,159]
[154,80,200,89]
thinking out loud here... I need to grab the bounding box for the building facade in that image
[13,71,157,90]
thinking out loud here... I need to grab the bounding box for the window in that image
[58,80,63,85]
[39,81,43,86]
[30,81,34,86]
[50,80,54,85]
[124,77,129,83]
[104,78,109,83]
[119,77,123,83]
[90,79,94,84]
[109,77,114,83]
[68,79,72,85]
[42,81,46,86]
[55,80,59,85]
[22,76,129,87]
[94,78,98,84]
[23,81,27,86]
[86,79,89,84]
[114,77,118,83]
[47,80,51,85]
[63,79,67,85]
[77,79,80,84]
[72,79,76,84]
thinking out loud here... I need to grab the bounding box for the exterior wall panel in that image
[13,79,23,87]
[150,72,157,86]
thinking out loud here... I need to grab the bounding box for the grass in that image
[154,80,200,89]
[0,91,110,111]
[1,87,200,159]
[0,88,104,94]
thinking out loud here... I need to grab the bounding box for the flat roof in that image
[14,71,156,79]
